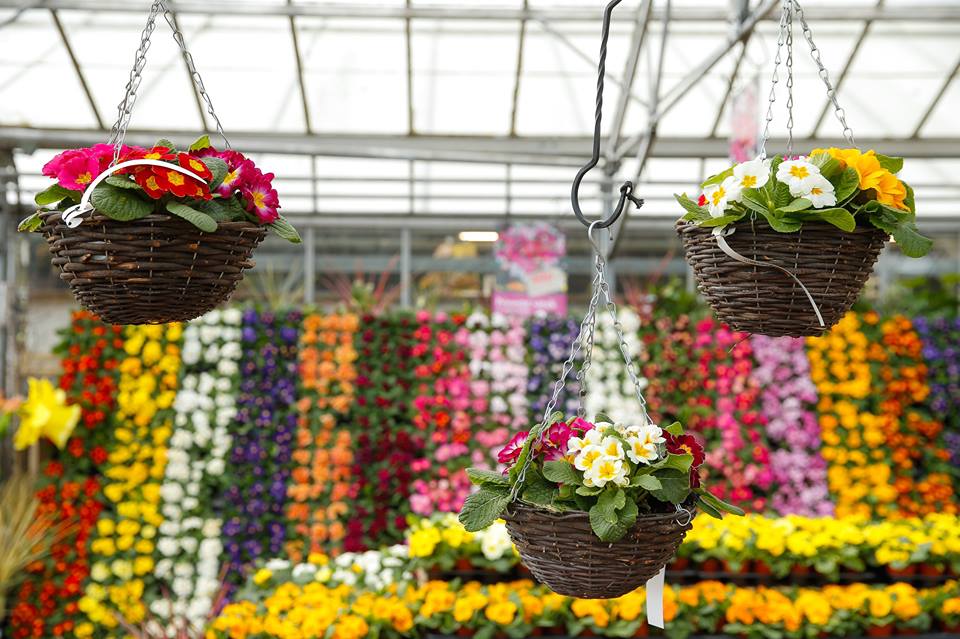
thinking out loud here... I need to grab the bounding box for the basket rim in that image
[505,498,696,526]
[675,217,886,236]
[38,208,268,233]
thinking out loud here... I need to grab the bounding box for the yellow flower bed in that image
[206,578,959,639]
[79,324,181,634]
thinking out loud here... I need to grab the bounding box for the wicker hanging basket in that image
[677,219,887,337]
[40,209,265,325]
[504,501,695,599]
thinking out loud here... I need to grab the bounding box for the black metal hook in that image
[571,0,644,229]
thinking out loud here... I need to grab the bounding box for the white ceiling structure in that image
[1,0,960,238]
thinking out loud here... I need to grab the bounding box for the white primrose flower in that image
[573,446,604,472]
[222,308,241,324]
[266,558,291,572]
[702,175,740,217]
[731,157,771,191]
[598,436,625,461]
[566,427,602,456]
[798,173,837,208]
[583,457,629,488]
[624,423,665,465]
[776,159,824,196]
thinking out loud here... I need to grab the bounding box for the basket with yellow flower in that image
[675,1,931,337]
[17,1,300,325]
[459,222,742,605]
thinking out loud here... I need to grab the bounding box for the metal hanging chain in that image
[760,0,856,157]
[509,223,652,503]
[109,0,230,165]
[570,0,644,230]
[793,0,855,145]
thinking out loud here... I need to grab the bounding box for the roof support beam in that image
[912,52,960,137]
[404,0,415,134]
[612,0,780,162]
[3,128,960,162]
[6,2,960,22]
[166,9,212,133]
[287,0,312,133]
[810,0,882,137]
[50,9,105,129]
[509,0,529,136]
[606,0,652,160]
[709,0,753,137]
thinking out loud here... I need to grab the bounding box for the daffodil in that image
[13,377,81,450]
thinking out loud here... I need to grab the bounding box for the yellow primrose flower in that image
[13,377,81,450]
[254,568,274,586]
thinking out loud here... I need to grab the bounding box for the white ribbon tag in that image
[645,566,666,629]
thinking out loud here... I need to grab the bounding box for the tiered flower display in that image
[9,312,123,639]
[690,319,773,511]
[637,313,699,425]
[676,149,930,258]
[751,336,831,516]
[150,310,240,626]
[79,323,182,633]
[526,316,582,417]
[914,316,960,468]
[461,414,741,542]
[222,310,300,583]
[288,313,358,557]
[23,137,300,242]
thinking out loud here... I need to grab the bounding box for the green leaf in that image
[789,207,857,232]
[542,460,581,486]
[702,166,733,188]
[165,201,218,233]
[777,197,812,214]
[649,468,690,505]
[268,216,302,244]
[675,194,710,222]
[154,138,176,151]
[459,485,511,532]
[202,196,246,221]
[662,453,693,474]
[834,167,860,204]
[575,485,602,496]
[189,134,212,152]
[632,474,662,491]
[593,412,614,425]
[664,422,684,436]
[203,157,229,191]
[875,153,903,174]
[757,209,803,233]
[903,182,915,214]
[522,471,560,509]
[589,492,631,542]
[597,487,626,518]
[740,189,773,216]
[696,488,745,516]
[17,212,42,232]
[104,175,142,190]
[35,183,80,207]
[890,221,933,258]
[696,495,723,519]
[808,152,842,180]
[91,183,154,221]
[466,468,510,487]
[698,213,744,228]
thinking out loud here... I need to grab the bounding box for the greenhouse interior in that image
[1,0,959,638]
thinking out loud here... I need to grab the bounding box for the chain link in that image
[759,1,789,159]
[784,0,794,155]
[793,0,855,145]
[108,0,230,165]
[509,227,652,503]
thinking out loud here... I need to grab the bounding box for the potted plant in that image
[676,150,931,337]
[459,413,742,599]
[19,136,300,325]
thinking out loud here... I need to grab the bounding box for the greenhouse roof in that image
[2,0,960,229]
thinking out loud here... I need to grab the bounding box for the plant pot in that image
[887,565,917,579]
[866,624,893,637]
[701,558,722,574]
[790,565,811,577]
[455,558,474,571]
[40,210,265,325]
[895,629,918,636]
[753,561,772,576]
[503,501,695,599]
[669,557,690,571]
[723,559,752,574]
[918,563,943,577]
[677,219,887,337]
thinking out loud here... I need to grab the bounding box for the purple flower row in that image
[222,309,300,584]
[751,335,833,517]
[914,316,960,467]
[526,316,582,418]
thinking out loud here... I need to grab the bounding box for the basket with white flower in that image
[17,2,300,325]
[675,1,932,337]
[459,224,742,603]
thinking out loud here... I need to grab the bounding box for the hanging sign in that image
[492,223,567,318]
[729,76,759,162]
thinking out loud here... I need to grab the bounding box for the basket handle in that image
[62,160,208,229]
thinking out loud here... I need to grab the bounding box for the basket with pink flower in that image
[459,228,742,605]
[18,1,300,325]
[675,0,931,337]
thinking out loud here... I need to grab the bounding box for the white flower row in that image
[150,309,242,629]
[259,546,412,593]
[583,308,647,424]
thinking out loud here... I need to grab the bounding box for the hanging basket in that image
[677,219,886,337]
[504,501,695,599]
[40,209,265,325]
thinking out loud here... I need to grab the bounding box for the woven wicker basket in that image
[677,219,887,337]
[40,209,265,325]
[503,501,694,599]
